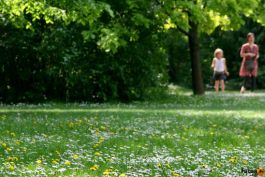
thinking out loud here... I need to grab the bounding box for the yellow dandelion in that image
[103,171,110,175]
[52,159,59,164]
[9,165,15,171]
[2,143,7,148]
[242,160,248,165]
[95,128,100,135]
[36,159,42,165]
[100,126,106,131]
[95,152,101,156]
[157,163,162,168]
[93,144,99,148]
[15,140,21,145]
[72,154,79,159]
[229,156,237,163]
[64,160,71,166]
[171,171,180,177]
[6,147,12,152]
[90,164,99,171]
[216,162,222,168]
[119,173,126,177]
[103,168,112,175]
[99,136,105,142]
[7,156,18,162]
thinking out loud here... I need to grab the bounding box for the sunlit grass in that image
[1,92,265,176]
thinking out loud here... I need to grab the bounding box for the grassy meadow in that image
[1,91,265,176]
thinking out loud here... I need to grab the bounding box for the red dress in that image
[239,43,259,77]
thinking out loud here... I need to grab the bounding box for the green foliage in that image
[0,0,167,102]
[158,0,263,33]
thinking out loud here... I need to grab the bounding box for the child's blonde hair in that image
[214,48,223,58]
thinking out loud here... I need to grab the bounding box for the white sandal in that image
[240,87,245,94]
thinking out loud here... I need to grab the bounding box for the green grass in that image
[1,91,265,176]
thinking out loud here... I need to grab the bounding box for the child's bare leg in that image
[215,80,220,92]
[221,80,225,92]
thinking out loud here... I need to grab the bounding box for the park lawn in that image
[1,92,265,176]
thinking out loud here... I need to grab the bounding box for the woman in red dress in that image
[239,33,259,93]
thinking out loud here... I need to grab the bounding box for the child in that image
[211,48,229,92]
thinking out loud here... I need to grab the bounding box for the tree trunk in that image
[188,20,204,95]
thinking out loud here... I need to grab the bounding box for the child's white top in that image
[213,57,225,72]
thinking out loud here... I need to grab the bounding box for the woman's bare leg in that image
[221,80,225,92]
[215,80,220,92]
